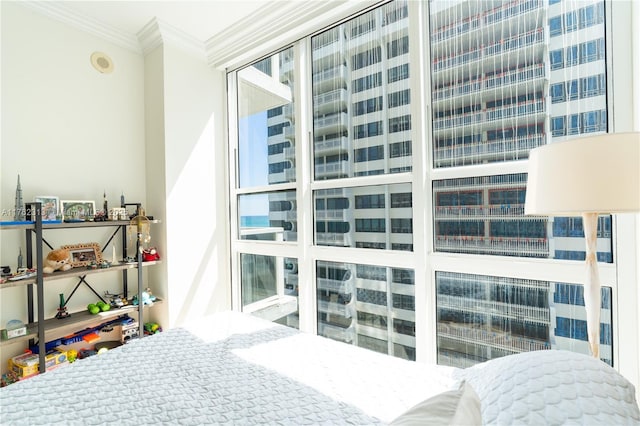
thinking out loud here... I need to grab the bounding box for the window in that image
[355,194,385,209]
[388,115,411,133]
[550,49,564,70]
[390,141,412,158]
[354,145,384,162]
[354,121,383,139]
[229,0,619,370]
[353,96,383,116]
[549,16,563,36]
[353,72,383,93]
[353,46,382,70]
[551,116,566,136]
[550,83,565,103]
[565,11,578,32]
[567,79,579,100]
[566,45,578,66]
[568,114,581,135]
[388,36,409,59]
[388,90,411,108]
[388,64,409,83]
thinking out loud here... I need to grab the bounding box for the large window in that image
[228,0,630,372]
[430,0,612,366]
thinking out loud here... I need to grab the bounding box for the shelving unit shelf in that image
[1,260,161,287]
[0,202,162,374]
[0,299,164,348]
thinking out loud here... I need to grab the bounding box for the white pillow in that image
[390,381,482,426]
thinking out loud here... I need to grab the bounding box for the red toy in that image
[142,247,160,262]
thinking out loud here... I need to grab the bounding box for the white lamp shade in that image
[525,132,640,216]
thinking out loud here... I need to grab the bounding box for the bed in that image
[1,311,639,425]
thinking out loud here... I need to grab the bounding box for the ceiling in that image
[50,0,271,43]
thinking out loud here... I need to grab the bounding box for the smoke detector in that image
[90,52,114,74]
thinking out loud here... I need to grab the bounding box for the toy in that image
[144,322,162,335]
[142,247,160,262]
[132,291,155,306]
[42,248,72,274]
[55,294,70,319]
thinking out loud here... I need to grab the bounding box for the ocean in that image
[241,215,269,227]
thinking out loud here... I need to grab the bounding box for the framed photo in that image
[61,243,103,267]
[61,200,96,221]
[33,196,59,221]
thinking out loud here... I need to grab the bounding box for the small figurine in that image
[55,293,70,319]
[14,175,25,221]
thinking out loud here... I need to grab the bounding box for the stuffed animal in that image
[43,248,72,274]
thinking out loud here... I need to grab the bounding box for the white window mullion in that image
[296,38,317,335]
[408,0,432,364]
[227,70,242,312]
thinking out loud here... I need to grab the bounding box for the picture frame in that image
[33,195,60,221]
[61,242,103,267]
[60,200,96,221]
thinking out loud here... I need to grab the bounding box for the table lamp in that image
[525,132,640,358]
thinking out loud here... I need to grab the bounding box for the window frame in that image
[225,0,638,385]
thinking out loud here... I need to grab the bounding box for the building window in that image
[388,36,409,59]
[353,72,383,93]
[356,218,386,233]
[388,64,409,83]
[355,145,385,162]
[566,45,579,66]
[354,96,384,116]
[550,49,564,70]
[390,192,412,208]
[551,116,566,136]
[388,115,411,133]
[388,89,411,108]
[353,46,382,70]
[389,140,412,158]
[355,194,385,209]
[565,11,578,32]
[567,79,579,100]
[354,121,384,139]
[549,16,563,36]
[550,83,565,103]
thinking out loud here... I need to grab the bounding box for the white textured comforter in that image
[1,311,638,425]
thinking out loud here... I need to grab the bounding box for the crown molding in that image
[18,1,142,53]
[206,0,379,70]
[137,18,206,59]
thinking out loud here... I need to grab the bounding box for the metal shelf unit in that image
[0,202,161,374]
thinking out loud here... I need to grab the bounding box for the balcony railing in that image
[433,204,526,219]
[314,136,349,156]
[317,277,354,294]
[437,322,550,353]
[431,0,542,43]
[433,99,545,132]
[434,236,549,257]
[318,300,354,318]
[316,231,352,247]
[432,28,544,72]
[315,160,349,178]
[437,294,550,324]
[432,64,545,102]
[319,322,355,343]
[433,134,546,166]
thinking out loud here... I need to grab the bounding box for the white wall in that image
[0,3,145,368]
[154,41,231,327]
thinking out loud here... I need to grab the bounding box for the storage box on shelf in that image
[0,202,162,375]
